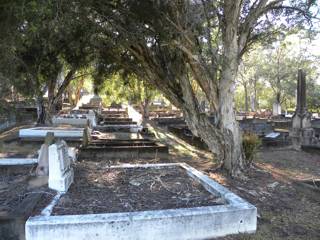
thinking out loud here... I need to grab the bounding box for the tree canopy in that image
[0,0,319,175]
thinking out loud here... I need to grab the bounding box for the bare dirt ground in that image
[52,163,223,215]
[171,144,320,239]
[150,123,320,240]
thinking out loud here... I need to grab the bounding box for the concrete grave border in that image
[0,158,38,165]
[19,127,85,138]
[26,163,257,240]
[94,124,143,133]
[52,117,90,127]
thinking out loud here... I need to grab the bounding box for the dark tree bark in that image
[36,95,46,125]
[45,68,76,124]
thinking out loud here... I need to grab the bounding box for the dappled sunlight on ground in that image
[257,148,320,180]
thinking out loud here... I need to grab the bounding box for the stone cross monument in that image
[290,69,313,149]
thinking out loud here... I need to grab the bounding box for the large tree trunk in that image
[218,76,244,174]
[217,0,245,175]
[177,73,234,171]
[141,98,150,122]
[46,77,57,124]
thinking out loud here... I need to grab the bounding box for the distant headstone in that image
[88,110,97,127]
[82,126,91,147]
[48,140,74,192]
[272,103,281,116]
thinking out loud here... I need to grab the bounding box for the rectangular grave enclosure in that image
[79,139,169,160]
[26,163,257,240]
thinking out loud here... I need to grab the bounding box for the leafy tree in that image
[0,0,95,123]
[1,0,318,174]
[86,0,318,175]
[94,72,160,120]
[237,32,320,113]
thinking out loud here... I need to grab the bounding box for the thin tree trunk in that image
[45,68,76,124]
[244,83,249,112]
[36,95,46,125]
[251,78,257,111]
[75,76,85,105]
[140,98,150,127]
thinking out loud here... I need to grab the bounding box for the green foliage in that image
[236,31,320,112]
[242,133,261,166]
[0,0,95,102]
[95,73,161,107]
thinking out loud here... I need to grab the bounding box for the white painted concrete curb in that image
[19,127,84,138]
[0,158,38,165]
[26,163,257,240]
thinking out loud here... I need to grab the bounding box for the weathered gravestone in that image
[36,132,55,176]
[290,70,314,149]
[272,102,281,116]
[48,140,74,192]
[88,110,97,127]
[82,126,92,147]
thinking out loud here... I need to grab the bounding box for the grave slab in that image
[79,139,169,161]
[0,158,38,165]
[52,117,90,127]
[19,127,84,139]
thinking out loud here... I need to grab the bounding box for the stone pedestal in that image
[48,141,74,192]
[290,69,314,149]
[290,127,314,150]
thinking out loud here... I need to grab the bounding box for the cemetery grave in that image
[18,127,85,146]
[0,164,56,240]
[0,136,41,166]
[153,117,185,127]
[52,110,97,128]
[25,163,257,240]
[271,119,291,130]
[99,118,137,125]
[3,1,320,239]
[262,129,291,147]
[238,118,273,137]
[3,92,320,239]
[79,104,169,162]
[95,107,143,133]
[79,139,169,161]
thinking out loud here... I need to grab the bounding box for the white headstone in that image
[272,103,281,116]
[88,110,97,127]
[48,141,74,192]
